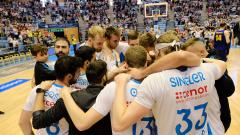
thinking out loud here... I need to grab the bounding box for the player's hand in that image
[116,62,129,74]
[60,86,72,97]
[128,68,145,79]
[40,80,54,90]
[114,73,131,85]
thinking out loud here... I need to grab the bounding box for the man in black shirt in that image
[32,60,112,135]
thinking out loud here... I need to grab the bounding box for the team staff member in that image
[19,56,83,135]
[32,60,112,135]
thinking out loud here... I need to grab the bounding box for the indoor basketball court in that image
[1,0,240,135]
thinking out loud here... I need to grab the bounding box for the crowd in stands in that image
[79,0,110,27]
[112,0,139,29]
[206,0,240,27]
[173,0,203,26]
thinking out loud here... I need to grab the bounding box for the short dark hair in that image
[54,56,83,81]
[55,37,70,47]
[104,26,120,39]
[30,44,48,56]
[86,60,107,84]
[220,22,226,28]
[75,46,96,62]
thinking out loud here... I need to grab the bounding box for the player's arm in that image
[107,63,128,81]
[224,30,231,44]
[202,58,227,79]
[19,110,34,135]
[33,81,54,111]
[61,87,104,131]
[32,98,67,129]
[111,74,150,131]
[130,51,201,79]
[19,86,40,135]
[231,31,234,46]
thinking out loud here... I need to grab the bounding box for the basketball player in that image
[181,38,235,132]
[19,56,83,135]
[71,46,96,90]
[56,42,201,133]
[111,47,227,134]
[213,22,230,61]
[32,60,112,135]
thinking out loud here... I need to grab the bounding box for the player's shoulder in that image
[30,85,41,94]
[104,81,116,90]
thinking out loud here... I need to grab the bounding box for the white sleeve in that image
[202,63,222,80]
[116,42,129,54]
[23,86,38,111]
[134,75,157,109]
[92,83,115,116]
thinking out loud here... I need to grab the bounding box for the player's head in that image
[220,22,226,28]
[88,25,105,52]
[139,33,156,66]
[127,30,139,46]
[155,31,180,59]
[86,60,108,85]
[139,32,156,53]
[181,38,208,58]
[54,37,70,58]
[105,26,121,49]
[125,46,147,69]
[75,46,96,69]
[54,56,83,86]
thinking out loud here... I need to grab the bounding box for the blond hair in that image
[125,46,147,68]
[128,30,139,40]
[155,31,180,57]
[181,38,203,50]
[88,26,105,39]
[139,33,156,48]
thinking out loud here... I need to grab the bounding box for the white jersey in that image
[135,63,224,135]
[71,73,89,90]
[24,84,69,135]
[46,60,56,70]
[97,50,120,71]
[115,42,129,63]
[93,80,156,135]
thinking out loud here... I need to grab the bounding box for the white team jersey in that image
[24,84,69,135]
[135,63,224,135]
[46,60,56,70]
[93,80,156,135]
[116,42,129,55]
[71,73,89,90]
[97,50,120,71]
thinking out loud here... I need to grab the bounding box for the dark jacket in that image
[206,52,235,131]
[32,84,112,135]
[233,22,240,38]
[34,61,56,85]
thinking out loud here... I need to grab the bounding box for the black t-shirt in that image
[32,84,112,135]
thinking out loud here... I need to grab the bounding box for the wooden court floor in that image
[0,48,239,135]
